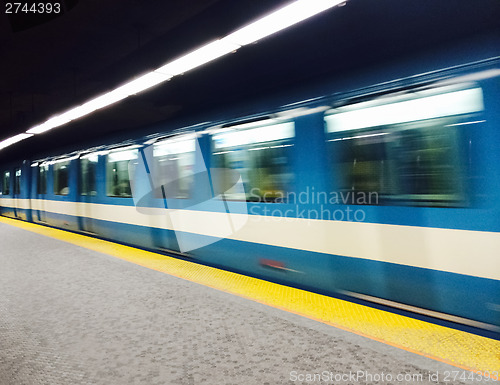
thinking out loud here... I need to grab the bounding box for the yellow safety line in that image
[1,216,499,376]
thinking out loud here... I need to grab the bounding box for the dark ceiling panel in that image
[1,0,499,162]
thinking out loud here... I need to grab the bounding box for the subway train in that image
[1,52,500,333]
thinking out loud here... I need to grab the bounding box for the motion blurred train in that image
[1,52,500,333]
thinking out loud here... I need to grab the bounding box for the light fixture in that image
[0,133,34,150]
[27,115,72,134]
[223,0,345,46]
[112,72,173,97]
[154,40,241,76]
[27,72,173,135]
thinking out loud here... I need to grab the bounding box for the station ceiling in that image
[1,0,499,162]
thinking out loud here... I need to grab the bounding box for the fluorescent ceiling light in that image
[76,91,129,116]
[155,40,240,76]
[0,133,34,150]
[27,72,172,135]
[27,94,127,135]
[224,0,345,46]
[27,114,73,134]
[112,72,173,96]
[27,123,52,135]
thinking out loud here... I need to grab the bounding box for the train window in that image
[106,149,138,197]
[325,85,484,206]
[37,164,48,195]
[54,161,70,195]
[14,169,21,195]
[212,120,295,201]
[2,171,10,195]
[80,155,97,196]
[152,135,195,199]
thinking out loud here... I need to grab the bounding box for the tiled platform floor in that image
[0,220,496,384]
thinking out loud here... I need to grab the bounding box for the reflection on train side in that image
[212,121,295,201]
[325,85,484,206]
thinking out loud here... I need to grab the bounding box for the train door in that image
[144,136,199,252]
[35,164,48,222]
[1,170,13,217]
[13,168,21,218]
[78,155,97,233]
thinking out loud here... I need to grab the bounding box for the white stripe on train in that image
[2,197,500,281]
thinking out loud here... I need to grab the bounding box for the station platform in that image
[0,216,499,385]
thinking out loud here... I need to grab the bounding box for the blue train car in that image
[0,160,32,221]
[1,54,500,332]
